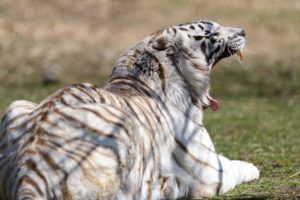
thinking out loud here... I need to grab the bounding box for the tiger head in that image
[111,20,245,110]
[150,21,245,68]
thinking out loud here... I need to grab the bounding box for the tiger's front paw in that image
[232,160,260,183]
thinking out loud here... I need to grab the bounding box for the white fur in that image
[0,21,259,200]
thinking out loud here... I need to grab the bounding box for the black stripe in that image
[14,175,43,199]
[54,108,124,142]
[122,99,143,125]
[74,106,130,136]
[179,27,188,31]
[109,75,165,104]
[175,139,221,171]
[75,84,97,103]
[24,159,49,194]
[1,112,28,129]
[201,21,213,25]
[89,85,106,103]
[172,28,177,36]
[153,57,166,94]
[0,125,36,150]
[200,41,207,53]
[67,91,87,103]
[193,35,203,41]
[38,150,68,178]
[108,79,153,98]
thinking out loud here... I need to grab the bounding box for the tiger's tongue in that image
[206,93,220,112]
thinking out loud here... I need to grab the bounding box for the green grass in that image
[204,97,300,199]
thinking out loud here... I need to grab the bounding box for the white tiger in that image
[0,20,259,200]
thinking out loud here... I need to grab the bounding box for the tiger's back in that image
[0,82,182,199]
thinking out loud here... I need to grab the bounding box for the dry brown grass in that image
[1,0,300,71]
[1,0,300,87]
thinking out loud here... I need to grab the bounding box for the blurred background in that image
[0,0,299,199]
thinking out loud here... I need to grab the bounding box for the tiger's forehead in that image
[175,21,220,33]
[150,20,220,38]
[153,20,222,38]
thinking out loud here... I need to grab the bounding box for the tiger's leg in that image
[189,153,260,198]
[175,126,259,198]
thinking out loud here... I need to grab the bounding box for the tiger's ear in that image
[152,34,169,51]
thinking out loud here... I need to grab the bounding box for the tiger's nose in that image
[237,29,246,37]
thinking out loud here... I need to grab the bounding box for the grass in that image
[204,97,300,199]
[0,0,300,199]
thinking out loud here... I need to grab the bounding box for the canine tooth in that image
[237,50,243,60]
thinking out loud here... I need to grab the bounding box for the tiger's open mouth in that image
[207,43,244,112]
[219,43,245,62]
[227,35,246,60]
[212,47,244,68]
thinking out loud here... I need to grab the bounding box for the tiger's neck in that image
[105,71,205,126]
[105,41,207,122]
[164,75,206,124]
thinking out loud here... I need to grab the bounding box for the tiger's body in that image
[0,21,259,200]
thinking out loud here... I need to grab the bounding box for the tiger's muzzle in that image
[223,29,246,59]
